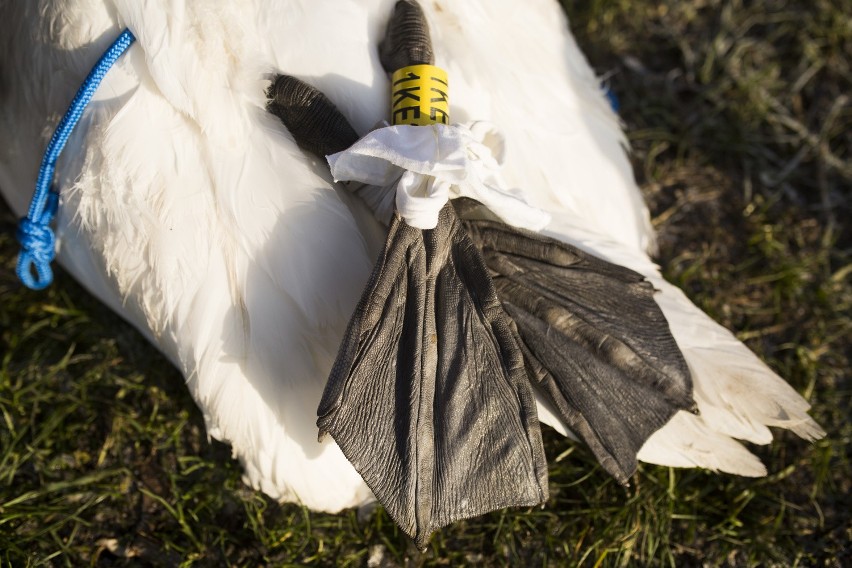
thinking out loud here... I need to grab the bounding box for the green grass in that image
[1,0,850,565]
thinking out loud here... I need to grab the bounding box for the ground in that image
[1,0,849,566]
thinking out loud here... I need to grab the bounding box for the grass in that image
[1,0,850,565]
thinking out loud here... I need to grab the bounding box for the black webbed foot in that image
[265,0,696,547]
[318,204,547,549]
[456,198,695,483]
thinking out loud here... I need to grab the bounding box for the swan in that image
[0,0,823,544]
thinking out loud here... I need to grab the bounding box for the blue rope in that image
[603,85,620,113]
[16,29,136,290]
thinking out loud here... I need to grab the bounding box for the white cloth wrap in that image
[327,121,550,231]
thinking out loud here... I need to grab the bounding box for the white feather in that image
[0,0,822,511]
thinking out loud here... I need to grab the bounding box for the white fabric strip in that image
[327,121,550,231]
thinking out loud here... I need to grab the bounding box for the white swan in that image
[0,0,823,520]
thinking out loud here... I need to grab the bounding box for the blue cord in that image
[16,29,136,290]
[603,85,620,113]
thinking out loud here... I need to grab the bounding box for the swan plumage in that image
[0,0,822,516]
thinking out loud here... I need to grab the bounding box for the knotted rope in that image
[16,29,135,290]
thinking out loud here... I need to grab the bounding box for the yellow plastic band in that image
[391,64,449,126]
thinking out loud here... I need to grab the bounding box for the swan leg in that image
[266,75,360,159]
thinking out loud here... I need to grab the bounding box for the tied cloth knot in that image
[327,121,550,231]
